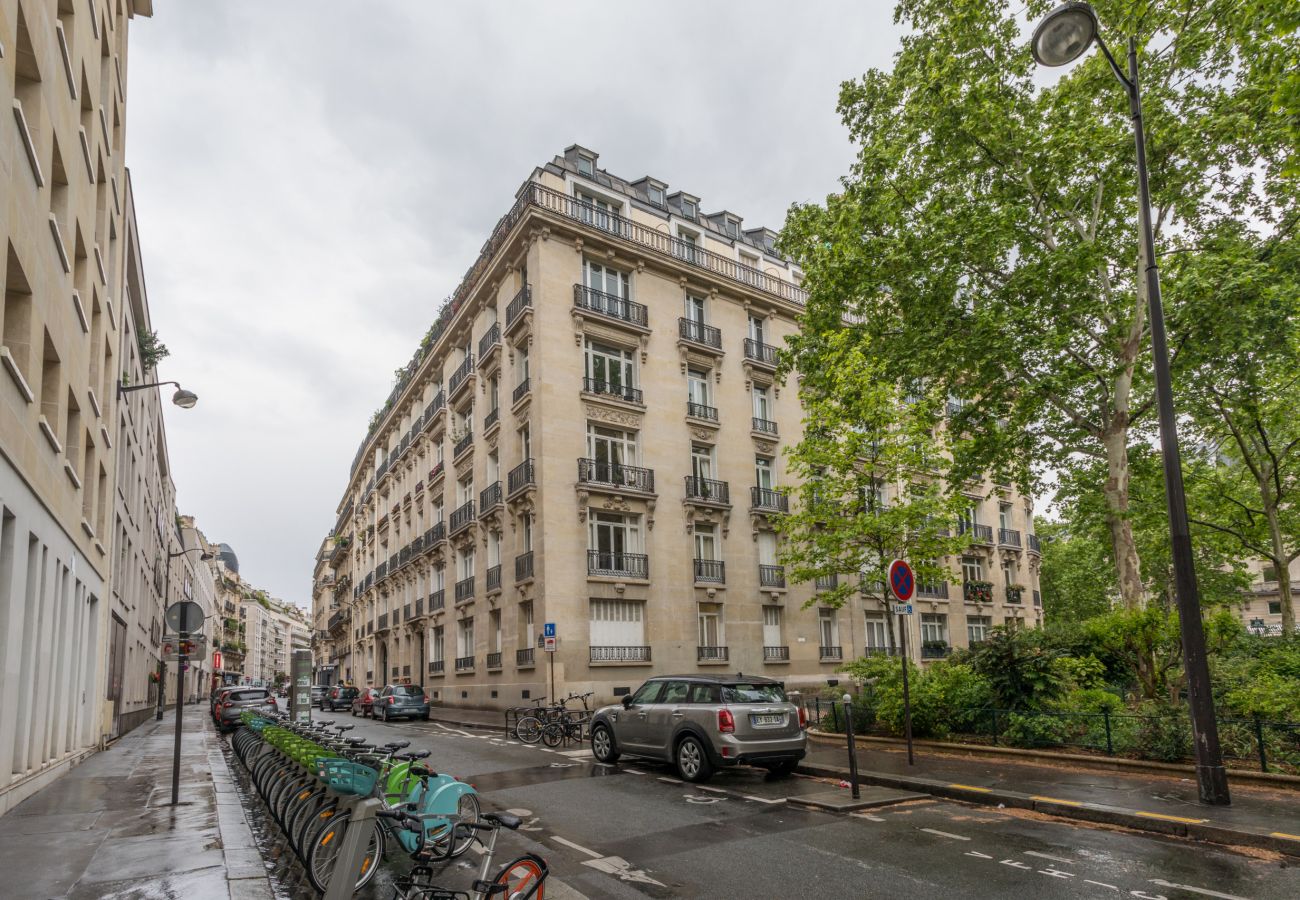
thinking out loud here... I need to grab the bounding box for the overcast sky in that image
[127,1,907,609]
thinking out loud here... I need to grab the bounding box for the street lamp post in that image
[1031,1,1230,806]
[118,379,200,409]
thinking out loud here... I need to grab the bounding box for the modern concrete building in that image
[320,147,1042,708]
[243,596,306,688]
[1,0,153,814]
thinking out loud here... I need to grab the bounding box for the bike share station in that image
[226,650,544,897]
[787,560,930,814]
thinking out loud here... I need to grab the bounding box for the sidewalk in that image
[0,704,273,900]
[802,732,1300,856]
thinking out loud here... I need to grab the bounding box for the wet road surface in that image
[231,712,1300,899]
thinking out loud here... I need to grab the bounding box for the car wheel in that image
[675,735,713,783]
[591,724,620,763]
[380,708,388,722]
[763,760,796,778]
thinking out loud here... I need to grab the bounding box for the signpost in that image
[291,649,313,724]
[544,623,557,703]
[166,600,204,806]
[888,559,916,766]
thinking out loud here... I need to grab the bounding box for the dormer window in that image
[648,185,665,207]
[577,154,595,177]
[725,218,741,239]
[682,199,697,219]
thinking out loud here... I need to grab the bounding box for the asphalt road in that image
[282,710,1300,899]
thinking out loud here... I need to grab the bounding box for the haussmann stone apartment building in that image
[316,146,1043,709]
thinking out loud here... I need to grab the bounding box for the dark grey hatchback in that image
[375,684,430,722]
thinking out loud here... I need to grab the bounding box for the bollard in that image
[830,699,840,732]
[1103,708,1114,756]
[323,797,381,900]
[1254,714,1269,773]
[843,694,860,800]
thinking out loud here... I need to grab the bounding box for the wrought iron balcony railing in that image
[506,284,532,326]
[751,487,788,512]
[477,321,501,359]
[480,481,503,511]
[582,377,643,405]
[743,338,779,367]
[486,564,502,592]
[751,416,778,435]
[684,476,729,504]
[516,647,535,666]
[693,558,725,583]
[508,459,535,496]
[763,645,790,661]
[587,550,649,579]
[450,500,476,534]
[486,651,502,669]
[678,317,723,349]
[686,401,718,421]
[512,378,530,405]
[573,284,649,327]
[454,576,475,603]
[590,645,651,663]
[453,431,474,459]
[578,458,655,493]
[429,589,445,612]
[515,550,534,582]
[455,655,474,671]
[998,528,1022,548]
[758,564,786,588]
[697,645,729,662]
[449,354,475,395]
[1027,533,1041,554]
[819,645,844,661]
[430,659,445,675]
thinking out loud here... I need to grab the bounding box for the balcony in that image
[515,550,534,582]
[484,407,500,432]
[686,401,718,422]
[1005,586,1023,604]
[763,645,790,662]
[516,647,535,667]
[684,476,729,506]
[1033,590,1042,607]
[958,522,994,544]
[450,500,476,535]
[751,487,788,513]
[921,644,951,660]
[376,612,389,633]
[998,528,1022,548]
[697,645,729,663]
[693,558,725,584]
[751,417,779,436]
[403,603,412,622]
[678,317,723,350]
[454,576,475,603]
[505,284,532,330]
[453,431,474,460]
[916,582,950,600]
[578,458,655,493]
[415,597,424,617]
[815,574,839,591]
[582,377,643,406]
[963,580,994,603]
[455,655,474,672]
[588,550,649,579]
[429,589,445,613]
[590,645,652,664]
[743,338,779,368]
[429,461,445,484]
[477,321,501,361]
[429,659,445,676]
[486,564,502,593]
[485,651,502,670]
[329,539,350,568]
[758,564,786,589]
[449,355,475,398]
[573,284,649,329]
[512,377,531,406]
[819,645,844,661]
[429,521,447,547]
[1027,533,1041,554]
[480,481,503,512]
[508,459,535,497]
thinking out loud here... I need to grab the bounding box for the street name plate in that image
[891,603,913,615]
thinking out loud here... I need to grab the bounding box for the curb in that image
[806,730,1300,788]
[426,715,509,733]
[794,760,1300,858]
[207,719,276,899]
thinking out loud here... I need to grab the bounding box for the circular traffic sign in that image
[165,600,205,634]
[888,559,915,602]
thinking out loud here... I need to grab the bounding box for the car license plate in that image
[752,714,784,727]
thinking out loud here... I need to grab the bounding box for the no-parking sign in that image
[888,559,915,602]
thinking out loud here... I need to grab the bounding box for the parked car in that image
[351,687,381,718]
[588,674,806,783]
[325,685,360,712]
[215,687,277,731]
[375,684,431,722]
[211,685,241,721]
[311,685,328,708]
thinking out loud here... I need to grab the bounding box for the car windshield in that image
[722,683,785,704]
[231,690,268,702]
[394,685,423,695]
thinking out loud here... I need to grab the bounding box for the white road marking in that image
[582,855,665,887]
[744,795,787,805]
[560,748,594,758]
[551,835,601,858]
[999,859,1032,870]
[657,777,682,785]
[697,785,728,794]
[1024,851,1074,864]
[965,851,993,859]
[1083,881,1119,891]
[1038,868,1074,879]
[684,794,723,804]
[920,828,970,841]
[622,768,646,775]
[1148,880,1248,900]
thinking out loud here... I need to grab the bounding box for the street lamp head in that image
[1031,1,1099,67]
[200,552,214,561]
[171,388,199,409]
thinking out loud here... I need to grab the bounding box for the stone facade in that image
[1233,557,1297,637]
[1,0,154,815]
[317,147,1042,709]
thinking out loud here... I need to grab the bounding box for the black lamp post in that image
[155,546,213,720]
[1031,1,1230,806]
[118,379,199,409]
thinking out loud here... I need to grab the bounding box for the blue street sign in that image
[543,622,556,638]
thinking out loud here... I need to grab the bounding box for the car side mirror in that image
[622,695,634,709]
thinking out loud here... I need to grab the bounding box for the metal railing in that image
[684,475,729,503]
[515,551,534,582]
[455,655,474,672]
[752,416,779,435]
[751,486,788,512]
[376,613,389,632]
[478,322,501,358]
[430,659,445,675]
[508,459,535,496]
[512,378,530,405]
[486,564,502,592]
[587,550,649,578]
[917,582,949,599]
[686,400,718,421]
[763,645,790,661]
[998,528,1022,548]
[759,564,786,588]
[516,647,535,666]
[450,500,476,534]
[449,355,475,395]
[582,377,643,405]
[819,645,844,661]
[590,645,651,663]
[958,522,995,544]
[744,338,779,366]
[429,589,445,612]
[454,576,475,603]
[921,645,951,659]
[816,574,839,590]
[678,317,723,349]
[506,285,532,326]
[573,284,648,327]
[578,458,655,492]
[693,558,725,583]
[697,645,729,662]
[1006,586,1023,604]
[429,521,447,545]
[453,431,474,459]
[484,407,500,431]
[486,651,502,669]
[480,481,503,510]
[1027,533,1042,553]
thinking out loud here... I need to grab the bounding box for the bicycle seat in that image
[483,812,522,830]
[345,736,367,745]
[317,720,334,727]
[334,724,354,732]
[389,740,411,750]
[410,764,438,778]
[397,750,431,761]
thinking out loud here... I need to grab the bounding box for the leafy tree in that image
[779,0,1297,609]
[1036,518,1115,622]
[962,625,1062,710]
[777,330,967,642]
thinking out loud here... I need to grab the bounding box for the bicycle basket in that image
[246,717,270,733]
[318,758,378,796]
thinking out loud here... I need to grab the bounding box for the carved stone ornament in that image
[583,403,643,429]
[684,503,730,538]
[690,427,716,442]
[754,440,777,456]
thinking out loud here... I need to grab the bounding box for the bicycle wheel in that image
[515,716,544,744]
[493,853,548,900]
[540,723,564,748]
[305,809,384,894]
[426,791,481,859]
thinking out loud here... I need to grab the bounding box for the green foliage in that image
[1036,519,1114,621]
[137,329,169,373]
[962,626,1062,710]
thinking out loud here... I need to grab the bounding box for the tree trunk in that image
[1101,423,1146,608]
[1261,484,1296,636]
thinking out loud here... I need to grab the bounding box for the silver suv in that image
[589,674,806,782]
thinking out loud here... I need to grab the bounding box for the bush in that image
[1002,712,1068,748]
[1133,702,1192,762]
